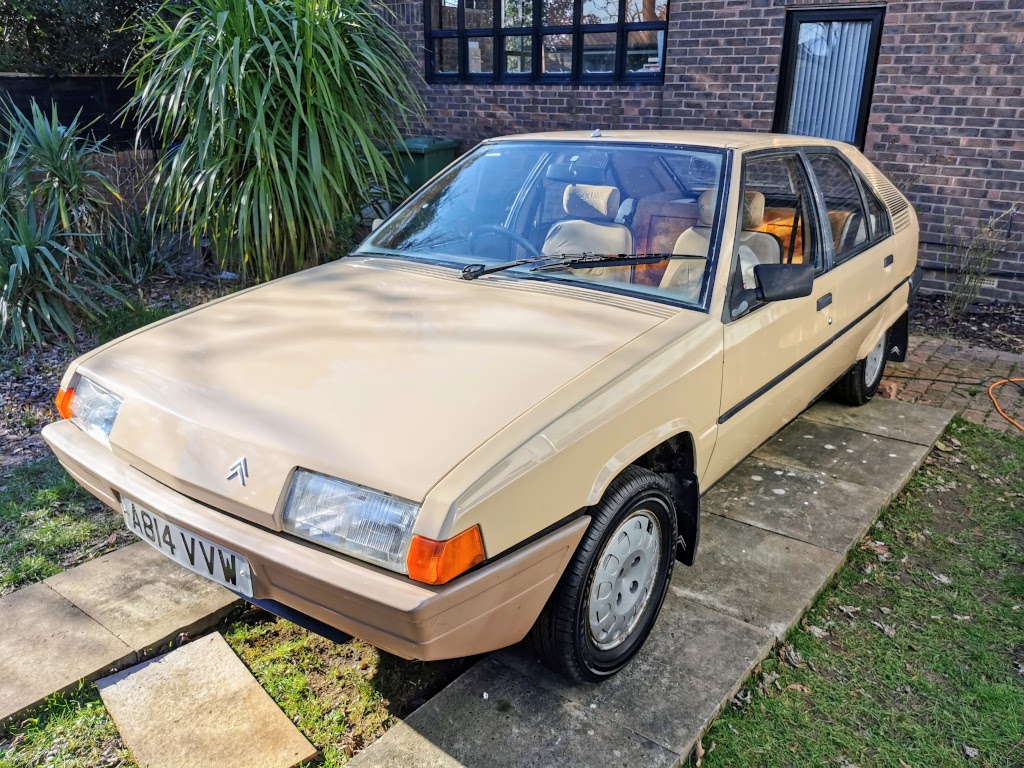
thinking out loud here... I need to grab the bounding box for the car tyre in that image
[832,329,888,406]
[530,465,678,683]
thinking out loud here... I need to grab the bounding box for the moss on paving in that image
[700,420,1024,767]
[0,459,130,595]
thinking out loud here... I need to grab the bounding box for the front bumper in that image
[42,420,589,660]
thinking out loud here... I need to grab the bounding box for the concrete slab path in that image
[98,633,317,768]
[0,541,238,724]
[352,399,954,768]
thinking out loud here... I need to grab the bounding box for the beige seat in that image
[542,184,633,281]
[659,189,716,300]
[735,191,783,290]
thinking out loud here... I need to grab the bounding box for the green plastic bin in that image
[399,137,459,191]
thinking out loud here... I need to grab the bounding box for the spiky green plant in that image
[0,204,114,349]
[0,100,119,241]
[126,0,424,281]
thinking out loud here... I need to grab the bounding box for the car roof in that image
[488,130,856,152]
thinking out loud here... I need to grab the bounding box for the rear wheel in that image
[832,330,888,406]
[531,466,677,682]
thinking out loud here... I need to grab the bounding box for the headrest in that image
[697,189,717,226]
[742,191,765,229]
[563,184,621,220]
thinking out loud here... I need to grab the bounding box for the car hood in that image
[78,257,670,527]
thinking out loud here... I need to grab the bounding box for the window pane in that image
[582,32,615,74]
[502,0,532,27]
[543,0,573,26]
[434,38,459,74]
[806,154,871,261]
[625,29,663,73]
[504,35,533,74]
[467,36,494,73]
[738,155,820,282]
[787,20,872,143]
[581,0,617,24]
[431,0,459,30]
[465,0,493,28]
[542,34,573,73]
[626,0,666,22]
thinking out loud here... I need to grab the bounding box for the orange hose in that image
[988,378,1024,432]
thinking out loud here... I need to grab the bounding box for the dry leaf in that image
[963,744,979,759]
[870,620,897,637]
[785,683,811,693]
[695,738,705,767]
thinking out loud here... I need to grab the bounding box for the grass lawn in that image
[699,420,1024,767]
[0,459,132,596]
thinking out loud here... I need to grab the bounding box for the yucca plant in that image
[0,204,113,349]
[0,99,125,348]
[0,100,119,241]
[126,0,424,281]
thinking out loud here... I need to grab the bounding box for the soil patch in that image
[911,294,1024,354]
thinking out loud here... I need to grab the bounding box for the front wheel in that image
[530,466,678,682]
[831,330,888,406]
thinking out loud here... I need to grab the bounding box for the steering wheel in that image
[468,224,542,259]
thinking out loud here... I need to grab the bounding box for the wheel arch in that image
[586,423,701,566]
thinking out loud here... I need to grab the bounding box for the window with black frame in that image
[425,0,669,83]
[773,7,885,148]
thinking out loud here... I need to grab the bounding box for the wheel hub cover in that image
[586,510,662,651]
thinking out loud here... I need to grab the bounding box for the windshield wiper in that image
[460,252,706,281]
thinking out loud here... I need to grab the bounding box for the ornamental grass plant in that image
[126,0,424,282]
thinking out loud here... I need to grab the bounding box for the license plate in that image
[121,497,253,597]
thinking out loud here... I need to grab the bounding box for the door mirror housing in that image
[371,218,384,232]
[754,263,814,302]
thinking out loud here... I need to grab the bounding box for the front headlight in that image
[57,377,122,448]
[283,470,419,573]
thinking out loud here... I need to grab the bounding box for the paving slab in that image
[753,419,931,496]
[46,541,239,652]
[496,594,774,757]
[351,657,679,768]
[801,399,956,446]
[703,458,891,553]
[353,402,952,768]
[0,583,134,723]
[671,514,843,638]
[98,633,317,768]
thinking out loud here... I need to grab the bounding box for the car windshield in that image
[357,141,728,307]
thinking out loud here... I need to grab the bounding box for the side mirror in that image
[371,218,384,232]
[754,263,814,302]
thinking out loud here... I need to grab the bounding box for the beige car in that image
[44,131,919,682]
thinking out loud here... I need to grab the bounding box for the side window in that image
[862,181,891,241]
[729,153,820,318]
[806,153,874,263]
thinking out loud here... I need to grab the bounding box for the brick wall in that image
[383,0,1024,301]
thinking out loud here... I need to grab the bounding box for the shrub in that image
[88,207,175,291]
[0,99,124,348]
[0,0,145,76]
[0,204,112,348]
[126,0,424,282]
[942,206,1019,321]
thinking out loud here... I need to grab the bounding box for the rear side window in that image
[806,153,875,262]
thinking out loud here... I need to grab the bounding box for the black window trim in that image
[803,147,890,266]
[772,5,886,150]
[423,0,670,84]
[724,147,828,324]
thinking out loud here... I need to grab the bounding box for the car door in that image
[802,150,897,366]
[706,149,838,484]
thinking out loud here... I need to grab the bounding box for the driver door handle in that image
[816,293,833,311]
